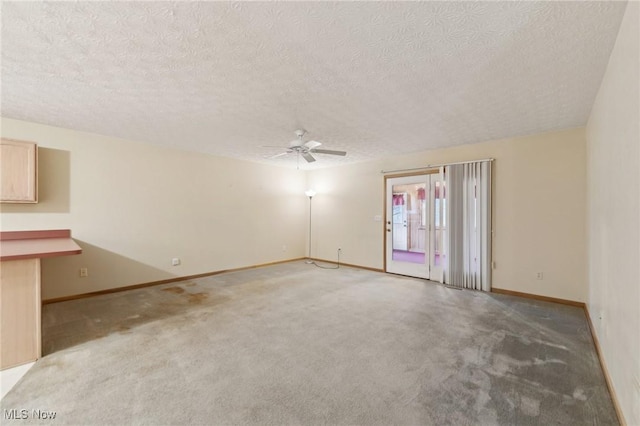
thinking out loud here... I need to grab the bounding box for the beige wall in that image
[308,128,587,302]
[586,2,640,425]
[1,118,307,300]
[1,122,589,303]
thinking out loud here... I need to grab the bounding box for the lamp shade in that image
[305,189,317,198]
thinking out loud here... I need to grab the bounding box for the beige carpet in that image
[1,261,617,425]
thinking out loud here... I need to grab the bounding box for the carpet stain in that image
[573,388,588,401]
[162,286,185,294]
[188,292,209,304]
[533,357,566,366]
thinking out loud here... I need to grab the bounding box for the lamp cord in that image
[311,249,340,270]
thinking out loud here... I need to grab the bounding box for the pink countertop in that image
[0,229,82,261]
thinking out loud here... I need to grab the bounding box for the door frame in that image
[383,169,441,275]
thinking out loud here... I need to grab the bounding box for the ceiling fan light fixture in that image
[262,129,347,165]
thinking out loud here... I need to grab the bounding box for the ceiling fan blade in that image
[268,152,289,159]
[301,152,316,163]
[310,149,347,156]
[304,140,322,149]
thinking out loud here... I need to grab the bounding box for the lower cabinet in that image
[0,258,41,369]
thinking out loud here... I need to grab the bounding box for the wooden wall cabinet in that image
[1,138,38,203]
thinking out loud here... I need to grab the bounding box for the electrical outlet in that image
[172,258,181,266]
[79,268,88,277]
[536,272,544,280]
[282,245,287,252]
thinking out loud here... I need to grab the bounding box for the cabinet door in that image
[0,139,38,203]
[0,259,41,369]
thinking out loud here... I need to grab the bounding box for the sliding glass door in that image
[385,173,444,280]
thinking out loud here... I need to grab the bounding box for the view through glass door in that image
[385,173,445,280]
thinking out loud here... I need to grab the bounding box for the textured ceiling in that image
[1,1,627,169]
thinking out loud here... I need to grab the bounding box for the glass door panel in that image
[386,175,429,278]
[386,172,444,281]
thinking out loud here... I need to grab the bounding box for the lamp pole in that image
[305,190,316,263]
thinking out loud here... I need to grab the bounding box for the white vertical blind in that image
[444,161,492,291]
[437,166,445,283]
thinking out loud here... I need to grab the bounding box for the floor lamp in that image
[305,189,316,263]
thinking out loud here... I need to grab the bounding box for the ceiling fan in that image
[264,130,347,165]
